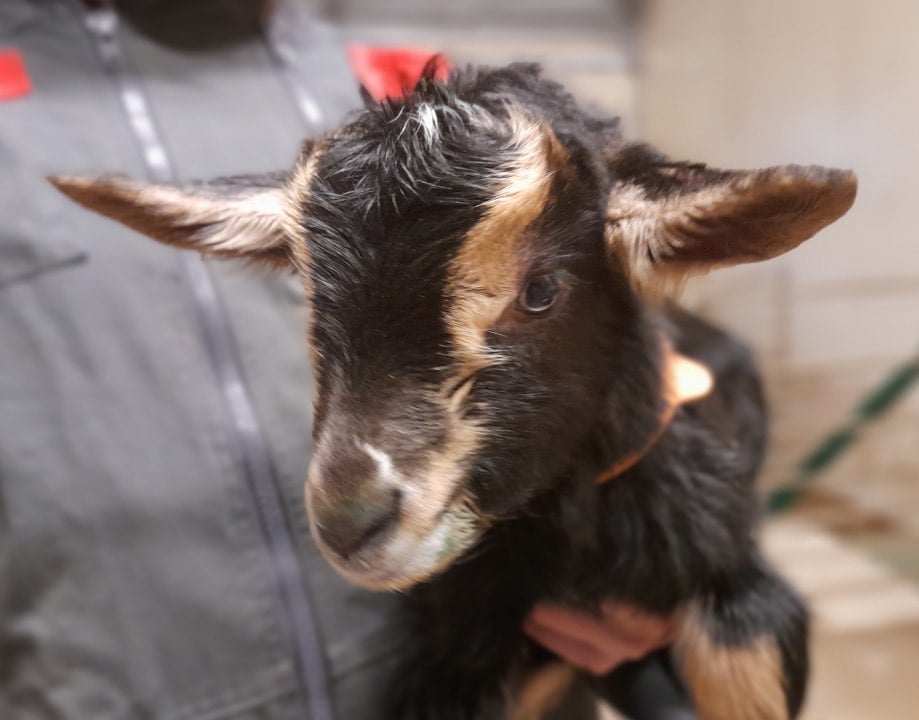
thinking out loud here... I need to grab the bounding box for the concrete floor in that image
[316,1,919,717]
[762,519,919,720]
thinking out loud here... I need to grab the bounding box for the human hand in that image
[523,601,675,676]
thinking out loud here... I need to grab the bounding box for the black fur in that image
[297,64,811,719]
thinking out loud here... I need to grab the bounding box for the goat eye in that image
[519,274,559,314]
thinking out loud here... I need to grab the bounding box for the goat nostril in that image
[351,494,399,553]
[318,487,402,560]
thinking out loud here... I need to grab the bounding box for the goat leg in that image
[672,553,809,720]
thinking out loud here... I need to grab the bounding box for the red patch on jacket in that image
[347,45,450,101]
[0,49,32,101]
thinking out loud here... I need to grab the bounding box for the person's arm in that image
[523,601,674,676]
[525,602,695,720]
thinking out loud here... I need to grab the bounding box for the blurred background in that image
[313,0,919,718]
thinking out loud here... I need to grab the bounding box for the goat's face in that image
[50,65,857,590]
[296,107,628,589]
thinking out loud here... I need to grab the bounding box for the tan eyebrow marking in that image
[445,113,569,371]
[283,139,323,276]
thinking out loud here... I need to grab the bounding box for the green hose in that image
[767,350,919,514]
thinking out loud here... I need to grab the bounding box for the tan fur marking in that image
[446,115,567,370]
[286,142,325,375]
[605,181,689,296]
[425,118,570,551]
[418,412,482,517]
[379,385,485,545]
[283,141,322,276]
[454,114,567,292]
[605,166,857,296]
[446,376,476,416]
[430,117,568,535]
[509,662,576,720]
[314,394,484,591]
[605,180,744,296]
[49,174,289,261]
[675,604,788,720]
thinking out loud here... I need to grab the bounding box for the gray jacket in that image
[0,2,406,718]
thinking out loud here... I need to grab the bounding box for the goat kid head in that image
[51,65,856,591]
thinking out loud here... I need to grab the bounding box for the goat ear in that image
[605,144,857,293]
[48,172,292,265]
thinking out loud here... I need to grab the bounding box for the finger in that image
[660,623,679,646]
[600,602,675,647]
[523,618,626,676]
[525,606,649,667]
[527,603,610,647]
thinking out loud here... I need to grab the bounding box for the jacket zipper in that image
[260,2,325,131]
[77,5,334,719]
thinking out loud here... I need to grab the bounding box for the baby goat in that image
[52,63,856,720]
